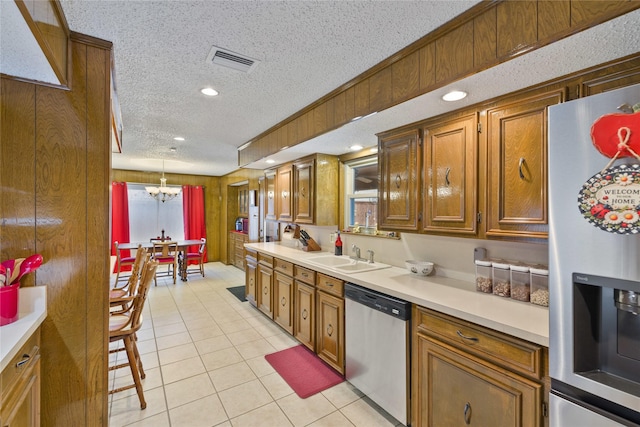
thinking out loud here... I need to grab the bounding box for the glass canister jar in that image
[530,266,549,306]
[475,260,493,293]
[492,261,511,297]
[510,264,531,302]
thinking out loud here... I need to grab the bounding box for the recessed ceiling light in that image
[265,159,275,164]
[173,137,185,141]
[169,147,177,152]
[201,87,219,96]
[350,144,363,151]
[442,90,467,102]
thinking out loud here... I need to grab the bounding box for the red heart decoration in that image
[590,112,640,159]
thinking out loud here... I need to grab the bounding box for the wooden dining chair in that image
[114,241,137,283]
[109,259,158,409]
[185,238,206,277]
[110,245,147,307]
[151,241,178,285]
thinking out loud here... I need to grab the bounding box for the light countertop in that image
[245,242,549,347]
[0,286,47,371]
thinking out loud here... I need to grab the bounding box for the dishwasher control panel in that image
[345,283,410,320]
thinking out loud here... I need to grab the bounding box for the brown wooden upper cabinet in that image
[293,158,314,224]
[238,184,249,217]
[277,165,293,222]
[265,169,276,221]
[485,89,564,240]
[422,113,478,236]
[378,128,421,231]
[293,154,339,226]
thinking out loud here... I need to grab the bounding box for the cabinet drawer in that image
[245,248,257,261]
[294,265,315,286]
[274,258,293,275]
[0,328,40,402]
[316,273,343,298]
[415,306,543,380]
[258,253,273,268]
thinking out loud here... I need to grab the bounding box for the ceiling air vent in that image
[206,46,260,73]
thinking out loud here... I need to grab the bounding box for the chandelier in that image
[145,161,181,203]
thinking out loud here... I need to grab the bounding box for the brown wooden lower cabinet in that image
[294,281,315,351]
[0,328,41,427]
[412,306,548,427]
[274,270,294,334]
[257,255,274,319]
[316,290,344,375]
[316,273,345,375]
[245,252,345,373]
[245,249,257,306]
[228,231,248,269]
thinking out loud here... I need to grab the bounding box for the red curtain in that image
[111,182,131,272]
[183,185,207,264]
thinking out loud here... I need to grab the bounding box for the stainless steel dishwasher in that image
[345,283,410,426]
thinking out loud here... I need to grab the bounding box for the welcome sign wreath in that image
[578,107,640,235]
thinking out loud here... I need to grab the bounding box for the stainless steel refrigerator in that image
[548,83,640,426]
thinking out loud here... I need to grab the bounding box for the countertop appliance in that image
[344,283,410,426]
[548,83,640,426]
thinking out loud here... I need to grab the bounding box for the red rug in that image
[265,344,344,398]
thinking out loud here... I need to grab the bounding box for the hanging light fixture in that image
[145,160,181,202]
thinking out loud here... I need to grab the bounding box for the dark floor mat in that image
[226,286,246,302]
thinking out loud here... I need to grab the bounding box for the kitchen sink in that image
[331,261,391,274]
[305,254,391,274]
[305,255,353,267]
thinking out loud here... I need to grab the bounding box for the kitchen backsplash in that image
[291,224,548,283]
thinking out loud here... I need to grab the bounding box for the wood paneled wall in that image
[238,0,640,166]
[111,169,222,261]
[1,35,111,425]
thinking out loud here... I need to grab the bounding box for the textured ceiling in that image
[56,1,640,177]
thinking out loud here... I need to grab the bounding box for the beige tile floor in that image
[109,262,402,427]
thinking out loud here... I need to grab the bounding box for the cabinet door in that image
[293,158,315,224]
[227,232,235,265]
[265,169,277,221]
[238,184,249,217]
[378,128,420,231]
[0,354,41,427]
[245,257,257,306]
[235,235,247,270]
[294,281,315,351]
[257,264,274,319]
[413,334,542,427]
[316,290,344,374]
[422,114,477,235]
[486,90,564,239]
[274,271,294,334]
[277,165,293,222]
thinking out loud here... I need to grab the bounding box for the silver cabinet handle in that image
[464,402,472,425]
[16,354,30,368]
[518,157,526,180]
[445,167,451,186]
[302,309,308,320]
[395,174,401,189]
[456,330,479,343]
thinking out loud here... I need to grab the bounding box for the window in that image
[127,183,185,242]
[344,157,378,229]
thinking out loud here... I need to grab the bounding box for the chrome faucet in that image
[351,244,361,260]
[351,245,374,263]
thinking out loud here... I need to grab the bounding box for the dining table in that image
[117,239,203,282]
